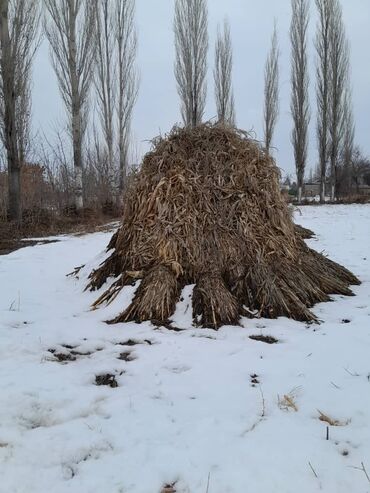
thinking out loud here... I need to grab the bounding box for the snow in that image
[0,204,370,493]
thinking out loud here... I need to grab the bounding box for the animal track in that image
[250,373,260,386]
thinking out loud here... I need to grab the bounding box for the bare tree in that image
[340,71,355,194]
[315,0,333,203]
[214,19,235,125]
[0,0,41,222]
[116,0,138,194]
[328,0,348,201]
[92,0,137,198]
[351,147,370,194]
[290,0,310,203]
[44,0,96,211]
[263,22,279,154]
[94,0,115,177]
[174,0,208,128]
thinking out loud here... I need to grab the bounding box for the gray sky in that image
[32,0,370,177]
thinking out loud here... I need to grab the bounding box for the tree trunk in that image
[69,5,84,212]
[320,179,325,203]
[330,157,337,202]
[0,0,22,223]
[118,124,127,206]
[71,104,83,211]
[118,57,125,197]
[297,185,302,204]
[74,146,83,210]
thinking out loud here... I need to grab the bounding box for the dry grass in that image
[317,410,350,426]
[278,387,301,412]
[87,123,360,328]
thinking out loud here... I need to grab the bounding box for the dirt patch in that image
[48,347,93,362]
[0,216,119,256]
[117,351,135,361]
[0,238,59,256]
[152,319,186,332]
[70,350,92,356]
[48,349,77,362]
[95,374,118,388]
[249,334,279,344]
[115,339,152,347]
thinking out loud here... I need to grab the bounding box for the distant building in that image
[303,182,320,198]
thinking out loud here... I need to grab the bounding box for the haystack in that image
[88,124,360,329]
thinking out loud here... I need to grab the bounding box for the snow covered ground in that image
[0,204,369,493]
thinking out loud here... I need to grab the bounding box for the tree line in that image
[0,0,137,223]
[0,0,365,224]
[174,0,362,204]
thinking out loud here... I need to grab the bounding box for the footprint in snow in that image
[164,365,191,374]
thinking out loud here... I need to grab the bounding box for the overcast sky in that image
[32,0,370,177]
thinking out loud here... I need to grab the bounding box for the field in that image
[0,204,369,493]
